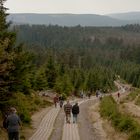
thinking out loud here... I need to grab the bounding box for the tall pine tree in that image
[0,0,34,109]
[0,0,16,101]
[45,56,57,89]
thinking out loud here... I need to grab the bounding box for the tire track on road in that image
[62,98,95,140]
[29,107,60,140]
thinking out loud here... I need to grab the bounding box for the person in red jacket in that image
[117,92,120,98]
[53,95,59,108]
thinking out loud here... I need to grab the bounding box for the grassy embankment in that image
[123,88,140,107]
[100,95,140,140]
[0,92,52,139]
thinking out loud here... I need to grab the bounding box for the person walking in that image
[6,107,21,140]
[64,100,72,123]
[117,92,120,98]
[59,95,64,108]
[96,90,99,98]
[72,103,79,123]
[53,95,59,108]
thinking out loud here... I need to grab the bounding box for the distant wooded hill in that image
[8,12,140,26]
[107,12,140,21]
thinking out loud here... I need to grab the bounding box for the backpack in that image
[72,105,79,114]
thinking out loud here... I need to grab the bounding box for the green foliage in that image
[122,24,140,33]
[129,129,140,140]
[34,67,48,90]
[1,3,140,132]
[45,56,57,89]
[118,115,136,132]
[133,89,140,106]
[84,68,114,92]
[9,46,35,94]
[135,96,140,106]
[125,89,140,102]
[100,96,140,139]
[54,74,73,95]
[100,96,118,119]
[70,68,85,91]
[0,92,51,123]
[14,24,140,89]
[0,0,9,32]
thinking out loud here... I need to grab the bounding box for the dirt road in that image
[29,98,98,140]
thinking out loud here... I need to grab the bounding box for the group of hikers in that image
[64,101,80,123]
[2,91,122,140]
[53,94,64,108]
[95,89,103,100]
[53,94,80,123]
[2,94,79,140]
[53,91,105,123]
[80,90,103,100]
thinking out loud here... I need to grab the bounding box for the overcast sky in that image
[5,0,140,15]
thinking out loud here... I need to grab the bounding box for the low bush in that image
[117,115,136,132]
[125,89,140,102]
[135,96,140,106]
[100,96,140,140]
[100,96,118,119]
[129,129,140,140]
[0,92,51,124]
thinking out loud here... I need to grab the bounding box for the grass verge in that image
[100,96,140,140]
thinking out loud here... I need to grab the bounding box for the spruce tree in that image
[45,56,57,89]
[0,0,34,110]
[0,0,16,100]
[0,0,8,31]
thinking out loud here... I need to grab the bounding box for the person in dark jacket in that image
[6,107,21,140]
[59,95,64,108]
[72,103,79,123]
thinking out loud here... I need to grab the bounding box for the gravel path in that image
[61,99,86,140]
[50,99,85,140]
[29,97,100,140]
[78,98,100,140]
[37,81,130,140]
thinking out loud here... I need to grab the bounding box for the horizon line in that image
[8,11,140,16]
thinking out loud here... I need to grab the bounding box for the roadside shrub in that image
[9,93,31,123]
[126,89,140,102]
[1,92,51,124]
[20,135,26,140]
[135,96,140,106]
[42,99,52,106]
[118,115,136,132]
[20,111,31,123]
[61,93,67,100]
[100,95,140,139]
[111,113,121,128]
[129,129,140,140]
[100,96,118,118]
[34,98,42,105]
